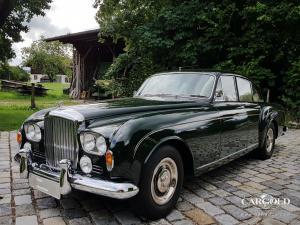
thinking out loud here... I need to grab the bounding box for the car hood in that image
[26,97,210,123]
[58,97,210,120]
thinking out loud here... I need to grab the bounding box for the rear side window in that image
[215,76,237,101]
[237,77,253,102]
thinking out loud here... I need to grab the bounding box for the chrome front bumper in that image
[19,149,139,199]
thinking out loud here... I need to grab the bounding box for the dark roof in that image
[44,29,100,44]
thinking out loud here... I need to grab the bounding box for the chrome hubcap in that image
[266,128,274,152]
[151,158,178,205]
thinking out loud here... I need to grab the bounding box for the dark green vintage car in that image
[18,72,286,219]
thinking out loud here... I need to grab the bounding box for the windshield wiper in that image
[181,95,208,98]
[141,94,207,98]
[142,93,176,97]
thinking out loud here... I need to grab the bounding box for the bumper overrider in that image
[19,149,139,199]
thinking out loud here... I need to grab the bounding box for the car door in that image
[236,77,261,147]
[213,75,249,158]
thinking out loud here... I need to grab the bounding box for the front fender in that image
[108,110,203,184]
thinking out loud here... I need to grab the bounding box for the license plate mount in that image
[29,173,61,199]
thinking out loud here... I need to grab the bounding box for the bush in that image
[0,64,29,82]
[282,59,300,122]
[104,52,158,96]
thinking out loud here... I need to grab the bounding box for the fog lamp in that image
[79,155,92,174]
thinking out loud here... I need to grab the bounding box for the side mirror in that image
[215,90,223,98]
[214,90,224,102]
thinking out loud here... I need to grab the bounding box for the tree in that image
[0,63,29,81]
[0,0,17,27]
[0,0,52,63]
[22,40,72,81]
[96,0,300,117]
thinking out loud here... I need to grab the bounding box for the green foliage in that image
[96,0,300,116]
[104,52,158,96]
[0,64,29,81]
[22,40,72,81]
[94,79,113,98]
[282,59,300,121]
[0,0,52,63]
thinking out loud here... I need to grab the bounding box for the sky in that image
[10,0,98,66]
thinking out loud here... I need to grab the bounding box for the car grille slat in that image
[44,116,79,169]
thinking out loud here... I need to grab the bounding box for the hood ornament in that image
[57,101,64,108]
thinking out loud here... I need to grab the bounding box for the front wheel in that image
[134,145,184,219]
[255,123,276,160]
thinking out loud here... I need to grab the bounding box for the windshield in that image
[136,73,215,98]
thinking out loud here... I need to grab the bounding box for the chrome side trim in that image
[196,143,258,171]
[49,109,84,122]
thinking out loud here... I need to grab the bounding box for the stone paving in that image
[0,130,299,225]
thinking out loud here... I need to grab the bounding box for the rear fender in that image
[259,106,279,148]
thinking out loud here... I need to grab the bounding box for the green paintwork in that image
[21,72,286,185]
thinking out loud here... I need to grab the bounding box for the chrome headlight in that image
[80,132,107,156]
[24,123,41,142]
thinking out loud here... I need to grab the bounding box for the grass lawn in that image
[0,82,80,131]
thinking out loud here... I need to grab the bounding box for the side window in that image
[252,85,263,102]
[237,77,253,102]
[215,76,237,101]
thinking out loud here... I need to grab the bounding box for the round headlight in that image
[80,155,92,174]
[27,125,35,139]
[96,136,107,156]
[82,133,96,152]
[25,124,41,142]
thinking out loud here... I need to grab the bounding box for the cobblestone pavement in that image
[0,130,299,225]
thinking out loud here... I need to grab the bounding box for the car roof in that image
[152,71,249,80]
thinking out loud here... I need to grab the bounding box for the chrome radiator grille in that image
[44,116,79,169]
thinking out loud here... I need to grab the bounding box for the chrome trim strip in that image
[196,143,258,170]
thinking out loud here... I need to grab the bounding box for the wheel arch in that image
[259,106,279,147]
[144,136,195,178]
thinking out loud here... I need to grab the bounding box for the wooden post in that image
[31,83,36,109]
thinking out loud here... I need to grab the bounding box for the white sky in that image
[10,0,98,66]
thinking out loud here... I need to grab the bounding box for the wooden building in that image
[45,29,124,99]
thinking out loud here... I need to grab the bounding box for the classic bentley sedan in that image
[17,72,285,219]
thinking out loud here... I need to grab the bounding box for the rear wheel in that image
[255,123,276,160]
[134,145,184,219]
